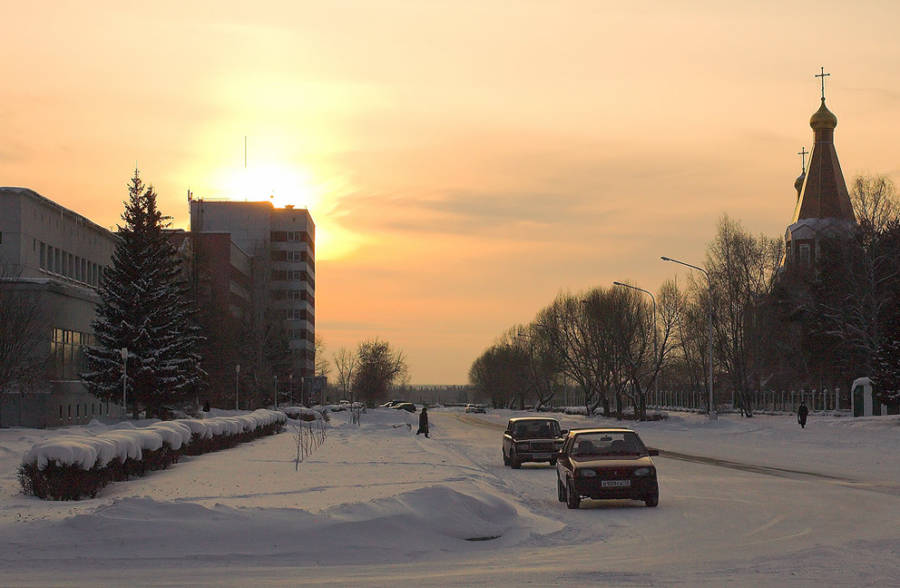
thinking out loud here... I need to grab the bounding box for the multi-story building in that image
[188,198,316,382]
[0,187,119,427]
[166,230,253,406]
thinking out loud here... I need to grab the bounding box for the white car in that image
[465,404,486,414]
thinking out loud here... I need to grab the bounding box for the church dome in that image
[794,171,806,195]
[810,99,837,130]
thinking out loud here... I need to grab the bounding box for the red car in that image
[556,428,660,509]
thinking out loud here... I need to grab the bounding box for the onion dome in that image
[810,99,837,130]
[794,171,806,197]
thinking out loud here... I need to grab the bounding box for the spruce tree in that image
[83,170,204,418]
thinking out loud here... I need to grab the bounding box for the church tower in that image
[784,69,856,269]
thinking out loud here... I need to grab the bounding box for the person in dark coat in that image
[797,401,809,429]
[416,406,429,438]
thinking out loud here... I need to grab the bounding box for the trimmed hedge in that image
[19,412,285,501]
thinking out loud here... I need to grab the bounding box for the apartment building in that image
[188,198,315,379]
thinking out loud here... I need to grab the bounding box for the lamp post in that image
[235,364,240,411]
[120,347,128,418]
[661,256,717,420]
[612,281,658,411]
[274,375,279,409]
[289,373,293,406]
[515,329,532,411]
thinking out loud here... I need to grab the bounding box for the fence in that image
[646,388,843,414]
[549,387,843,414]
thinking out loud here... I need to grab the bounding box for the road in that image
[420,410,900,585]
[3,408,899,586]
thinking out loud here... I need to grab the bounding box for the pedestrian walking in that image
[416,405,430,438]
[797,401,809,429]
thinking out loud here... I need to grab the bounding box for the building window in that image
[799,244,811,267]
[40,242,46,269]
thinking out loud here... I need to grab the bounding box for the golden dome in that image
[810,99,837,130]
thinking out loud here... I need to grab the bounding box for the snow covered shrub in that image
[18,461,107,500]
[19,410,287,500]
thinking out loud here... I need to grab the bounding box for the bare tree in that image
[516,320,562,410]
[851,174,900,233]
[0,275,49,394]
[469,341,528,409]
[352,338,408,404]
[705,215,783,416]
[332,346,357,402]
[314,334,330,378]
[537,292,604,414]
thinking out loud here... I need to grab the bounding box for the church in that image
[784,69,857,268]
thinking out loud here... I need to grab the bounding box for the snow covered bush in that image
[282,406,328,422]
[19,410,286,500]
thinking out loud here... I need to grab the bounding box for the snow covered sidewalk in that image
[0,408,561,575]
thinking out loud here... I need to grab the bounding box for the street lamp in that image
[612,281,658,409]
[289,373,293,406]
[660,256,717,420]
[120,347,128,418]
[274,375,278,409]
[235,363,240,411]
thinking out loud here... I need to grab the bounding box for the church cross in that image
[815,67,831,101]
[797,146,808,172]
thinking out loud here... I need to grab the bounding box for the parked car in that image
[464,404,486,414]
[381,399,406,408]
[502,417,565,469]
[556,428,659,509]
[392,402,417,413]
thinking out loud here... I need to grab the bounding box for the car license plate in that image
[601,480,631,488]
[533,453,552,459]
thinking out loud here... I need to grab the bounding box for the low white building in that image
[0,187,119,427]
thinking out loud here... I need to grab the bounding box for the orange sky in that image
[4,1,900,383]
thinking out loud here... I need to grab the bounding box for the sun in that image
[213,162,321,211]
[207,162,364,261]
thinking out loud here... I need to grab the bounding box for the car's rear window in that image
[570,432,646,456]
[513,420,559,438]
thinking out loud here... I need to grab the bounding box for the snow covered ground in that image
[0,407,898,586]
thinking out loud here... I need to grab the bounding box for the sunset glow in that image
[4,1,900,383]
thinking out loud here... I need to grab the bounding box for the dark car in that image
[556,428,659,509]
[502,417,565,469]
[392,402,417,413]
